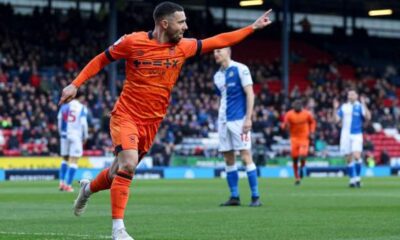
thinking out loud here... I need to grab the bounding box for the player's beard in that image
[167,28,182,44]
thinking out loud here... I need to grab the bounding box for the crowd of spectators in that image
[1,3,400,166]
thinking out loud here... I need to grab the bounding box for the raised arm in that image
[200,9,272,54]
[59,53,111,105]
[59,34,134,105]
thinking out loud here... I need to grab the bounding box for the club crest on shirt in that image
[228,71,234,78]
[134,50,145,56]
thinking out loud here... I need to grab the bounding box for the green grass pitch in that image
[0,177,399,240]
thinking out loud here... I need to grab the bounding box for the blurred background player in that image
[214,47,261,207]
[282,100,316,185]
[333,90,371,188]
[58,1,272,239]
[57,95,88,192]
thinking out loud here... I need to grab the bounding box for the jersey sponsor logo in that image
[227,82,236,87]
[134,50,145,56]
[133,59,180,68]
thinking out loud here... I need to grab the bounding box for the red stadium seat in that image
[83,150,103,156]
[4,149,21,156]
[253,83,262,95]
[337,65,355,80]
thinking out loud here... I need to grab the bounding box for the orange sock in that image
[111,170,133,219]
[90,168,113,193]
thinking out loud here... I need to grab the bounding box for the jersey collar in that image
[219,60,234,72]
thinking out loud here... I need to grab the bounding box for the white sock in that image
[245,163,257,172]
[113,219,125,231]
[350,177,357,184]
[225,164,237,172]
[69,163,78,169]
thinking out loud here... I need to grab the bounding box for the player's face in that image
[166,11,188,43]
[293,101,302,112]
[348,91,358,103]
[213,48,230,64]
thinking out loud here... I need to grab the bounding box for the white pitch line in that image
[0,231,111,239]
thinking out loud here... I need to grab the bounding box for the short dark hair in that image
[348,88,358,94]
[153,1,184,22]
[292,99,303,108]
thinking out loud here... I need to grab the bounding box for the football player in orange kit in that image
[58,2,273,239]
[282,100,316,186]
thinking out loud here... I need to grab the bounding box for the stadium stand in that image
[1,3,400,167]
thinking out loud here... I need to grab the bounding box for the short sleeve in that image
[239,64,253,87]
[337,106,343,119]
[179,38,201,58]
[57,107,62,120]
[106,34,135,61]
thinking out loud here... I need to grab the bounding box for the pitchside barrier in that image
[0,157,398,181]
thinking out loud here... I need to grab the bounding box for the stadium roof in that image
[3,0,400,19]
[4,0,400,19]
[186,0,400,19]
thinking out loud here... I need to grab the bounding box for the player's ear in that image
[160,19,169,29]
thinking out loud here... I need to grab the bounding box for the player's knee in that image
[240,150,253,163]
[69,157,79,163]
[118,150,139,173]
[119,158,138,174]
[225,157,235,165]
[353,153,361,160]
[119,162,136,174]
[223,151,235,165]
